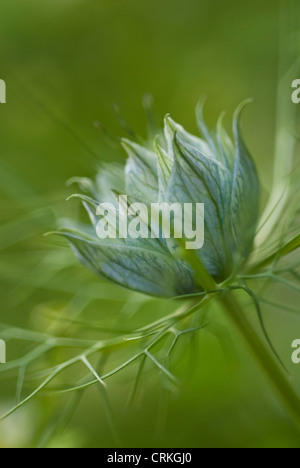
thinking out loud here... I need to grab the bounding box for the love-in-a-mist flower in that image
[57,102,260,297]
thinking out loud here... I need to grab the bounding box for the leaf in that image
[196,99,219,157]
[230,101,260,260]
[95,162,125,203]
[57,231,195,297]
[216,112,235,168]
[196,102,234,169]
[69,164,124,204]
[67,177,95,197]
[154,138,173,198]
[166,115,212,160]
[162,122,233,279]
[249,233,300,273]
[240,285,288,372]
[175,128,232,218]
[122,139,159,201]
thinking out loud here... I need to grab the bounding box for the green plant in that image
[56,95,300,423]
[1,92,300,443]
[0,1,300,447]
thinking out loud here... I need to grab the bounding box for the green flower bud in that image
[59,102,260,297]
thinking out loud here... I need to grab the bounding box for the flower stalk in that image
[220,292,300,429]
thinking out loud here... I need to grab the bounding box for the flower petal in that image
[230,103,260,260]
[57,230,195,297]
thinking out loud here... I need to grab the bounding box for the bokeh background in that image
[0,0,300,448]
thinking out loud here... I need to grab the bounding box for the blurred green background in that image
[0,0,300,448]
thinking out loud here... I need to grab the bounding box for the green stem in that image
[220,292,300,430]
